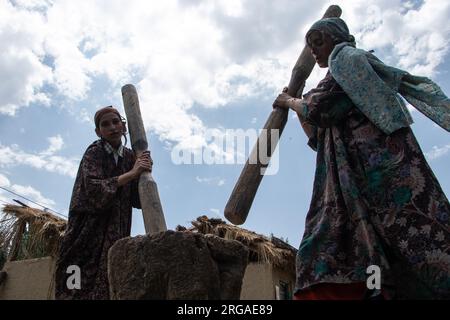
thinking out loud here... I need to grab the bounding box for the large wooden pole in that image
[121,84,167,235]
[224,5,342,225]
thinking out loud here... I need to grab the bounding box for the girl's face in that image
[307,30,335,68]
[95,112,124,148]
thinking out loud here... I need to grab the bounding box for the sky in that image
[0,0,449,249]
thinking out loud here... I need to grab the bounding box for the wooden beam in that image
[224,5,342,225]
[121,84,167,235]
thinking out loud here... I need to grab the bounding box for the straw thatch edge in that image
[179,216,297,273]
[0,205,66,262]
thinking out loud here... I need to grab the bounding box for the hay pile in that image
[178,216,297,273]
[0,205,66,261]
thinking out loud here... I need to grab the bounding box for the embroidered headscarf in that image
[306,17,356,47]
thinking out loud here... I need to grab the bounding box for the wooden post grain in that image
[121,84,167,235]
[224,5,342,225]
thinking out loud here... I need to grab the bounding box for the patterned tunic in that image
[295,72,450,299]
[55,140,140,300]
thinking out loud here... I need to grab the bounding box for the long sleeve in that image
[82,147,119,211]
[303,92,353,128]
[302,73,353,130]
[69,144,119,213]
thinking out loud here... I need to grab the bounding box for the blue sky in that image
[1,0,449,248]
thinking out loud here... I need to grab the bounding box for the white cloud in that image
[335,0,450,76]
[195,176,226,187]
[10,184,55,207]
[40,134,64,156]
[0,136,79,178]
[0,173,55,208]
[1,0,449,152]
[12,0,53,10]
[209,208,224,219]
[0,0,52,115]
[425,144,450,160]
[0,173,10,187]
[1,0,326,149]
[210,208,220,215]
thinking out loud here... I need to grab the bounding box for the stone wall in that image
[0,257,55,300]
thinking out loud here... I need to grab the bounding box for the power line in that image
[0,186,55,209]
[0,186,67,219]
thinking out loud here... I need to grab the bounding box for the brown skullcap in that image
[94,106,122,128]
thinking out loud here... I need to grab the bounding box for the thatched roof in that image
[178,216,297,273]
[0,205,66,262]
[0,207,297,274]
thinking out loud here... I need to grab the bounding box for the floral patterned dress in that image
[295,72,450,299]
[55,140,140,300]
